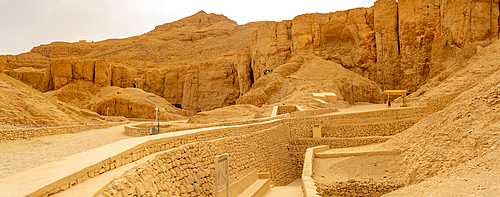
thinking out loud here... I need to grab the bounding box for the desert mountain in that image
[2,1,499,113]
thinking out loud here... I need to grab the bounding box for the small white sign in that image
[215,154,229,197]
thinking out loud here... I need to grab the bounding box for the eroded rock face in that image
[4,1,499,111]
[0,55,6,73]
[5,67,45,89]
[182,58,240,110]
[249,0,500,92]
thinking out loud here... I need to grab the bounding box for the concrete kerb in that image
[302,145,329,197]
[0,119,282,197]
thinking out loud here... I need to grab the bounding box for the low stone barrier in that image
[302,145,329,197]
[288,137,392,172]
[321,118,422,138]
[97,125,297,197]
[315,180,404,197]
[0,119,289,197]
[0,122,127,141]
[124,115,287,137]
[286,107,430,138]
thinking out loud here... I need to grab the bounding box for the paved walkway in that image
[263,178,303,197]
[0,123,134,178]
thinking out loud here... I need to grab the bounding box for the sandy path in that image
[263,178,303,197]
[0,123,135,178]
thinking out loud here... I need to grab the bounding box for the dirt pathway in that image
[0,123,135,178]
[263,178,303,197]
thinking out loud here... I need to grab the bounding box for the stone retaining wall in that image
[124,115,287,137]
[302,145,329,197]
[286,107,430,138]
[277,105,299,115]
[15,120,285,197]
[321,118,422,138]
[0,122,127,141]
[97,125,298,197]
[315,180,404,197]
[289,137,391,172]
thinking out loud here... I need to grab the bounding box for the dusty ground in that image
[0,124,134,178]
[313,144,406,186]
[263,178,303,197]
[385,146,500,197]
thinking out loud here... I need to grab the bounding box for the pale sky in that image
[0,0,376,55]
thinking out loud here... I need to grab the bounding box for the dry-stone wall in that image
[125,116,284,137]
[0,122,125,141]
[286,108,430,138]
[289,137,391,172]
[315,180,404,197]
[277,105,299,115]
[97,125,297,197]
[321,118,422,138]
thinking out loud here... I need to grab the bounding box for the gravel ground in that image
[0,124,134,178]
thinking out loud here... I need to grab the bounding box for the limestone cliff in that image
[3,0,499,111]
[250,0,499,92]
[0,55,6,73]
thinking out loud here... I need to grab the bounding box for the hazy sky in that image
[0,0,376,55]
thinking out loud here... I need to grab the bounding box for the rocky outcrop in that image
[374,0,399,90]
[4,67,45,89]
[182,57,240,110]
[250,21,292,80]
[3,1,499,111]
[4,53,50,70]
[238,56,384,106]
[91,86,185,120]
[36,59,135,92]
[30,41,94,58]
[249,0,500,92]
[0,55,6,73]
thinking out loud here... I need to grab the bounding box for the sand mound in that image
[384,42,500,188]
[410,40,500,101]
[187,104,269,124]
[237,55,384,107]
[45,81,187,120]
[385,144,500,196]
[0,73,103,127]
[92,86,186,120]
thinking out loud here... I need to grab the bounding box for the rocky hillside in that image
[377,38,500,195]
[2,0,499,111]
[0,73,103,127]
